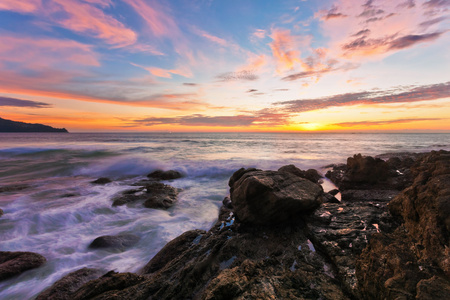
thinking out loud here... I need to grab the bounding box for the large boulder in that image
[36,268,104,300]
[89,234,140,250]
[0,251,46,281]
[229,167,323,225]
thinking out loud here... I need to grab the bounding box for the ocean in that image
[0,132,449,299]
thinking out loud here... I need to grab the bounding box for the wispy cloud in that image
[0,96,51,108]
[278,81,450,113]
[333,117,444,127]
[269,29,302,73]
[423,0,450,8]
[317,5,348,20]
[216,71,259,82]
[131,108,291,127]
[0,0,137,47]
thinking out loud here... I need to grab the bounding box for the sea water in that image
[0,132,449,299]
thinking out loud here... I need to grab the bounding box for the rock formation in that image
[0,117,68,132]
[36,152,450,299]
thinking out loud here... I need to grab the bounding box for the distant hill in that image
[0,117,68,133]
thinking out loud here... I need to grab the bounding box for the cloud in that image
[278,81,450,113]
[252,29,267,39]
[246,89,258,93]
[132,108,291,127]
[269,29,302,73]
[388,32,445,49]
[216,71,259,81]
[183,83,198,86]
[0,35,100,68]
[0,96,51,108]
[423,0,450,8]
[320,5,348,20]
[342,31,445,56]
[419,16,448,28]
[352,29,371,37]
[281,62,356,81]
[0,0,137,47]
[397,0,416,9]
[333,118,444,127]
[131,63,192,78]
[191,27,228,47]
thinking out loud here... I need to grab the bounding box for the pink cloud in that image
[131,63,192,79]
[0,35,100,68]
[269,29,303,73]
[318,0,448,59]
[0,0,41,13]
[253,29,267,39]
[0,0,137,47]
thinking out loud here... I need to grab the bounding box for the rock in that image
[36,268,104,300]
[229,168,323,225]
[0,208,3,217]
[343,153,391,186]
[70,271,146,299]
[355,150,450,299]
[143,182,180,209]
[277,164,323,183]
[222,197,233,209]
[147,170,182,180]
[0,251,46,281]
[91,177,112,184]
[141,229,206,274]
[389,150,450,275]
[89,234,140,250]
[341,189,399,202]
[112,183,181,209]
[323,192,340,203]
[328,189,340,196]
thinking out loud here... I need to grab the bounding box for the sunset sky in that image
[0,0,449,132]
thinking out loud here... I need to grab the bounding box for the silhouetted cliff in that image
[0,117,68,132]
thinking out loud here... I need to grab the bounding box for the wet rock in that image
[142,229,206,274]
[222,196,232,209]
[112,182,181,209]
[143,182,180,209]
[89,234,140,250]
[0,251,46,281]
[356,150,450,299]
[389,150,450,275]
[147,170,182,180]
[341,189,399,202]
[328,188,340,196]
[323,192,340,203]
[278,164,323,183]
[36,268,104,300]
[70,271,146,300]
[229,168,323,225]
[91,177,112,184]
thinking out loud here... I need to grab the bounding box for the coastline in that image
[2,150,448,299]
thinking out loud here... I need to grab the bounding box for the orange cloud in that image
[131,63,193,78]
[269,29,302,73]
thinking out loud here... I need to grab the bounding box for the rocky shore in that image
[2,151,449,299]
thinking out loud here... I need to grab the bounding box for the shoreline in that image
[2,150,448,299]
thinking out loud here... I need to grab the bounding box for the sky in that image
[0,0,449,132]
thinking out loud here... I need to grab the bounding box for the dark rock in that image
[323,192,340,203]
[143,182,180,209]
[91,177,112,184]
[0,251,46,281]
[278,164,323,183]
[36,268,104,300]
[141,229,206,274]
[230,168,323,225]
[328,189,340,196]
[0,117,68,133]
[112,183,181,209]
[89,234,140,250]
[147,170,182,180]
[343,153,391,186]
[341,189,399,202]
[70,271,146,299]
[389,150,450,276]
[222,196,233,209]
[355,150,450,299]
[0,208,3,217]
